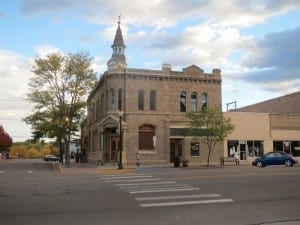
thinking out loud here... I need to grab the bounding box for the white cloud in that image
[19,0,300,28]
[92,56,106,75]
[34,44,60,57]
[0,50,34,141]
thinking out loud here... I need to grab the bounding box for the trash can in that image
[174,157,180,168]
[75,154,80,163]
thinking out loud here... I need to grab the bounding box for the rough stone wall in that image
[86,66,222,164]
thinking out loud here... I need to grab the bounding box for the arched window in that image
[139,125,155,150]
[191,92,198,112]
[138,89,144,110]
[110,88,116,110]
[201,93,208,110]
[180,91,187,112]
[150,90,156,111]
[118,88,122,111]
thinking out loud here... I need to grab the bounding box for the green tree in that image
[187,108,234,166]
[24,51,97,167]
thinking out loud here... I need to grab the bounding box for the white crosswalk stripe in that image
[135,194,221,201]
[129,187,200,194]
[140,199,234,208]
[98,173,234,208]
[116,181,176,186]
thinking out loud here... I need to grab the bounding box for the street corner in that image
[52,162,64,172]
[95,167,136,175]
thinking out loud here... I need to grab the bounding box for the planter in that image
[182,160,189,167]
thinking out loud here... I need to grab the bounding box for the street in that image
[0,159,300,225]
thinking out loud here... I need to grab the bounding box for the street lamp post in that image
[64,116,70,168]
[118,111,123,169]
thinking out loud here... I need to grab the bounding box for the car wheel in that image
[256,161,264,168]
[284,160,292,167]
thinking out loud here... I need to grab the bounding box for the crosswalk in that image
[99,173,234,208]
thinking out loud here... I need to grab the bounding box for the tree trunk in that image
[59,140,64,164]
[207,149,211,166]
[65,133,70,168]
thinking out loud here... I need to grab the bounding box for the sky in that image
[0,0,300,142]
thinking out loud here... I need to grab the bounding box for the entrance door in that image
[110,136,120,161]
[240,142,246,160]
[170,140,183,162]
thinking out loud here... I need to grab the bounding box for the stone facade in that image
[83,22,223,166]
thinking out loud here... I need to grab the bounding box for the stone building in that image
[83,21,222,166]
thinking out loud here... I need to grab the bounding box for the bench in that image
[220,156,239,166]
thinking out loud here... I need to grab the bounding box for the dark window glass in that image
[190,143,200,156]
[191,92,197,112]
[201,93,208,110]
[138,89,144,110]
[150,90,156,111]
[110,88,116,110]
[139,125,155,150]
[180,91,187,112]
[118,88,122,111]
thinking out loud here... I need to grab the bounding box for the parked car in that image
[252,151,298,167]
[43,155,59,162]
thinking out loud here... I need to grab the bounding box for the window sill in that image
[138,150,157,155]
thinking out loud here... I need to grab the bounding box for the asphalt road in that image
[0,159,299,225]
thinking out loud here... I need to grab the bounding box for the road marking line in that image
[98,173,140,177]
[27,170,33,173]
[107,178,162,183]
[100,175,153,180]
[120,184,188,190]
[140,199,234,207]
[0,170,5,174]
[129,187,200,194]
[115,181,176,186]
[136,194,221,201]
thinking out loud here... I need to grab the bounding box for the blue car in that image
[252,151,298,167]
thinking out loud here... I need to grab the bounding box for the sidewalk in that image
[53,160,248,175]
[54,160,137,174]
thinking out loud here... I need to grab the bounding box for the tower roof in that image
[112,20,125,47]
[107,17,127,70]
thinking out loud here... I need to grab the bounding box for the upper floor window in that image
[201,93,208,110]
[138,89,144,110]
[150,90,156,111]
[110,88,116,110]
[191,92,198,112]
[180,91,187,112]
[118,88,122,111]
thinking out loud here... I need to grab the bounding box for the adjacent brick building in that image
[83,21,223,166]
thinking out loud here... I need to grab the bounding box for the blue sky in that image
[0,0,300,141]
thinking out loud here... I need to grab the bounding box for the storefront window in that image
[247,140,264,157]
[227,140,238,157]
[274,140,300,156]
[190,143,200,156]
[291,141,300,156]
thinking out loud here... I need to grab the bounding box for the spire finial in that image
[118,15,121,25]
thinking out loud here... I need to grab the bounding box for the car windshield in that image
[280,152,289,156]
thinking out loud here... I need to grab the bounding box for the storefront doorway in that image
[240,141,246,160]
[110,136,120,162]
[228,140,264,160]
[170,139,183,162]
